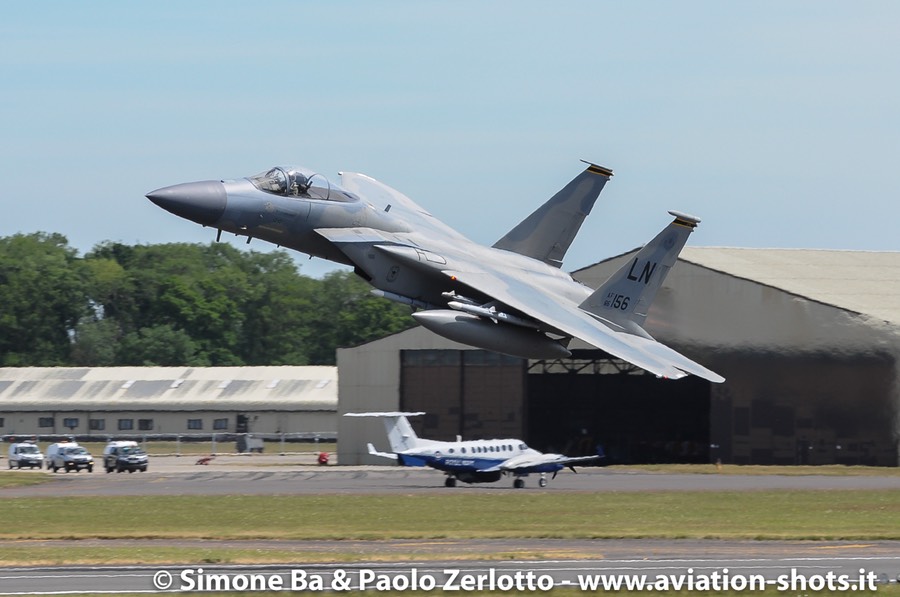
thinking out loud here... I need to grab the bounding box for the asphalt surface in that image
[4,454,900,496]
[1,540,898,594]
[3,456,899,594]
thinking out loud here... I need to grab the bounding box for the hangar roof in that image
[676,247,900,325]
[0,366,337,411]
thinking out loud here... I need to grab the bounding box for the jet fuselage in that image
[147,163,725,382]
[147,167,592,355]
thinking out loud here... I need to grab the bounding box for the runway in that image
[3,457,899,593]
[4,455,900,496]
[1,540,898,594]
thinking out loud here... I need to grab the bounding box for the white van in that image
[103,440,149,473]
[45,441,94,473]
[8,442,44,469]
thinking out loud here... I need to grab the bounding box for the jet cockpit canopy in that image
[248,166,357,202]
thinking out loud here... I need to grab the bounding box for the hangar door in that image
[526,351,712,464]
[400,350,526,442]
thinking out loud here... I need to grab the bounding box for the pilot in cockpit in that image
[288,170,310,196]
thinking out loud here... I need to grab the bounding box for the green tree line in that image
[0,233,414,367]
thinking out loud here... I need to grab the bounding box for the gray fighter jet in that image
[147,161,723,382]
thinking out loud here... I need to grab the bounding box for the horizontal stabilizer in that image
[366,443,398,461]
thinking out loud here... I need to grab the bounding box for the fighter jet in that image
[344,412,602,488]
[147,161,723,382]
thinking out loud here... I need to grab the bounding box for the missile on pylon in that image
[446,301,541,330]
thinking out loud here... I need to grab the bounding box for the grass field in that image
[611,464,900,476]
[1,491,897,543]
[1,468,897,574]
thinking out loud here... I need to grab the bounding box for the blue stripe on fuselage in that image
[397,454,430,467]
[421,456,506,473]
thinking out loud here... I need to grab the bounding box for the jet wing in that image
[483,453,600,473]
[443,268,724,383]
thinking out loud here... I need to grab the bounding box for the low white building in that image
[0,366,336,440]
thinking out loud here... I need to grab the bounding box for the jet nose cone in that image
[146,180,226,226]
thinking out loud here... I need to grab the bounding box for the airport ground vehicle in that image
[45,441,94,473]
[103,440,149,473]
[7,441,44,469]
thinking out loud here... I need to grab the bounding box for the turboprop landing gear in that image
[444,476,456,488]
[513,478,525,489]
[539,474,547,488]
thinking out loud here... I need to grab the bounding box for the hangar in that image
[339,247,900,467]
[0,366,337,441]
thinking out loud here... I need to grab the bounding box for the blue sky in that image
[3,2,899,277]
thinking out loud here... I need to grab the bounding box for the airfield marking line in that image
[391,541,461,546]
[0,573,150,580]
[432,563,836,573]
[0,589,159,596]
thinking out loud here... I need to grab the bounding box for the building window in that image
[90,419,106,431]
[118,419,134,431]
[39,417,54,428]
[0,418,5,428]
[213,418,229,431]
[138,419,154,431]
[63,417,79,430]
[187,419,203,430]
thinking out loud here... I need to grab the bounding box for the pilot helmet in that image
[288,171,309,194]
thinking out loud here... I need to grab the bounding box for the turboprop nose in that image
[146,180,227,226]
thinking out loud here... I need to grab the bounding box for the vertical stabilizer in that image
[580,211,699,331]
[493,161,613,268]
[343,412,424,453]
[381,413,421,452]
